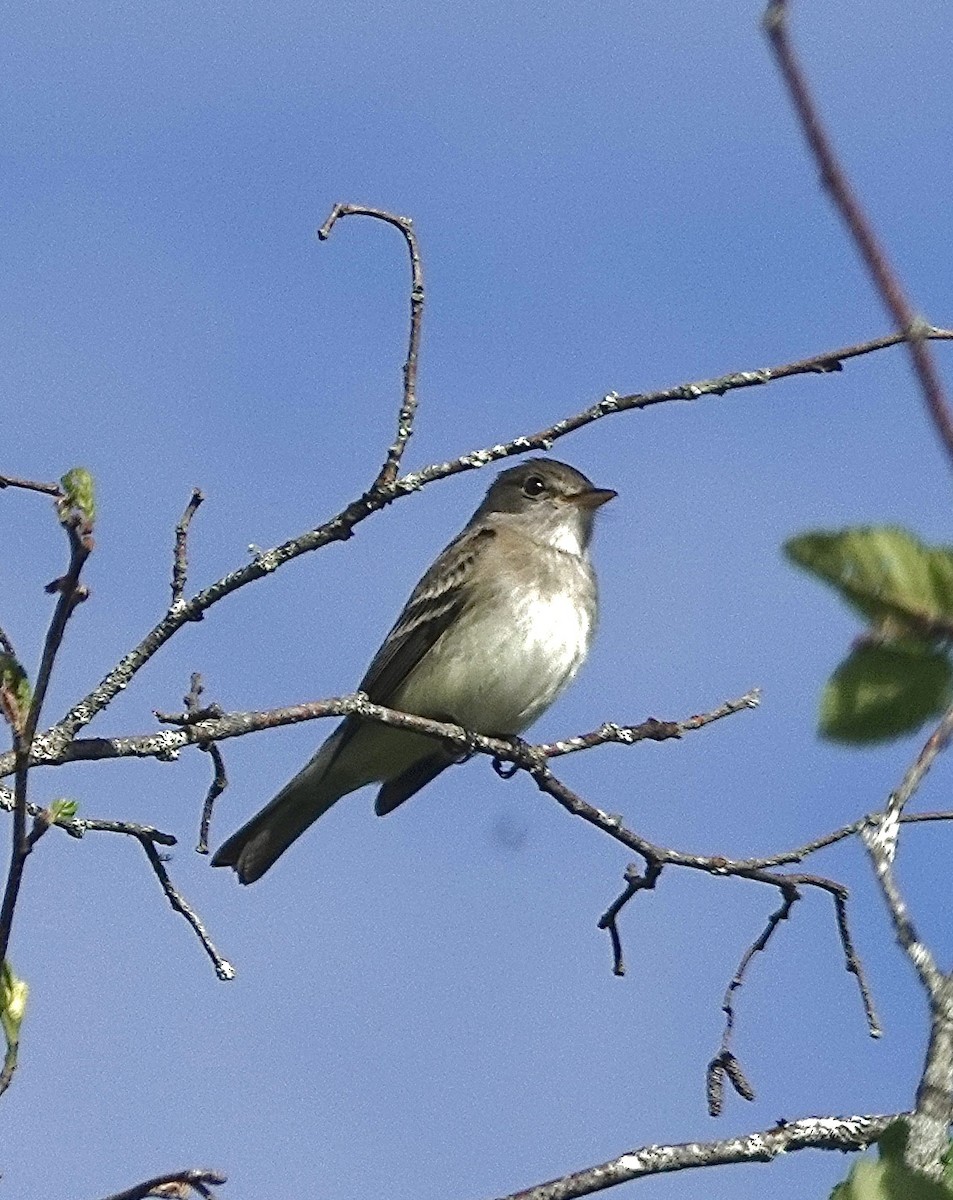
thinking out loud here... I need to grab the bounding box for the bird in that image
[212,458,615,883]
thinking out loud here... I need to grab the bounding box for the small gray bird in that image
[212,458,615,883]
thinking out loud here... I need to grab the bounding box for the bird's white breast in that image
[397,557,595,737]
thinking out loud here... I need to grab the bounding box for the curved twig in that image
[318,204,424,487]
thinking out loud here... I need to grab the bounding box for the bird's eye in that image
[522,475,546,498]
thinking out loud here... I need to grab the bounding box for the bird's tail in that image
[211,723,352,884]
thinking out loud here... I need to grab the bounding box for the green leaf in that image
[785,527,953,637]
[0,654,31,716]
[48,798,79,822]
[0,960,28,1049]
[820,641,952,744]
[59,466,96,525]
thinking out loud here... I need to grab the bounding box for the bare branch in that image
[95,1167,226,1200]
[708,889,796,1114]
[872,705,953,865]
[859,705,953,1178]
[398,328,953,494]
[764,1,953,467]
[0,784,177,845]
[597,861,663,977]
[170,489,205,607]
[318,204,424,488]
[832,889,881,1038]
[526,765,876,1040]
[136,836,235,981]
[19,690,758,774]
[182,674,229,855]
[861,708,953,998]
[196,743,227,856]
[538,689,760,759]
[0,474,63,498]
[20,329,951,765]
[484,1113,898,1200]
[863,821,942,997]
[0,508,92,966]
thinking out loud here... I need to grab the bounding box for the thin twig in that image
[484,1112,899,1200]
[597,861,663,977]
[318,204,424,487]
[19,691,759,774]
[136,836,235,981]
[764,1,953,467]
[538,689,760,759]
[872,704,953,864]
[0,784,178,845]
[0,511,91,967]
[398,328,953,494]
[526,764,876,1037]
[0,474,63,498]
[20,329,952,766]
[726,808,953,870]
[179,673,228,855]
[95,1167,227,1200]
[861,705,953,998]
[863,821,942,997]
[708,889,796,1114]
[832,889,881,1038]
[0,1045,17,1097]
[171,488,205,607]
[197,744,227,856]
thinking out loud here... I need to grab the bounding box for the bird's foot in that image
[491,733,535,779]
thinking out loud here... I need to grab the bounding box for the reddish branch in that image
[765,1,953,467]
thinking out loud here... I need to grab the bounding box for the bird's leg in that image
[490,733,536,779]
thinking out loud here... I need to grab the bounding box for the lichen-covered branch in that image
[483,1113,899,1200]
[17,330,950,768]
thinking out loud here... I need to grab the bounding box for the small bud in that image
[0,654,31,726]
[0,960,28,1045]
[58,467,96,526]
[49,798,79,822]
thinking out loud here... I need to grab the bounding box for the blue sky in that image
[1,2,952,1198]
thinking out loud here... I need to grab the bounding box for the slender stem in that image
[318,205,424,487]
[0,475,63,497]
[0,520,90,966]
[764,1,953,467]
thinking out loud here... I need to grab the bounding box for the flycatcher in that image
[212,458,615,883]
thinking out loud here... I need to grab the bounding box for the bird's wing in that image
[359,523,496,706]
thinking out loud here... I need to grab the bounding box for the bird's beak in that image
[568,486,617,510]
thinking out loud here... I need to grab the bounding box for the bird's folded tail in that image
[211,724,351,884]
